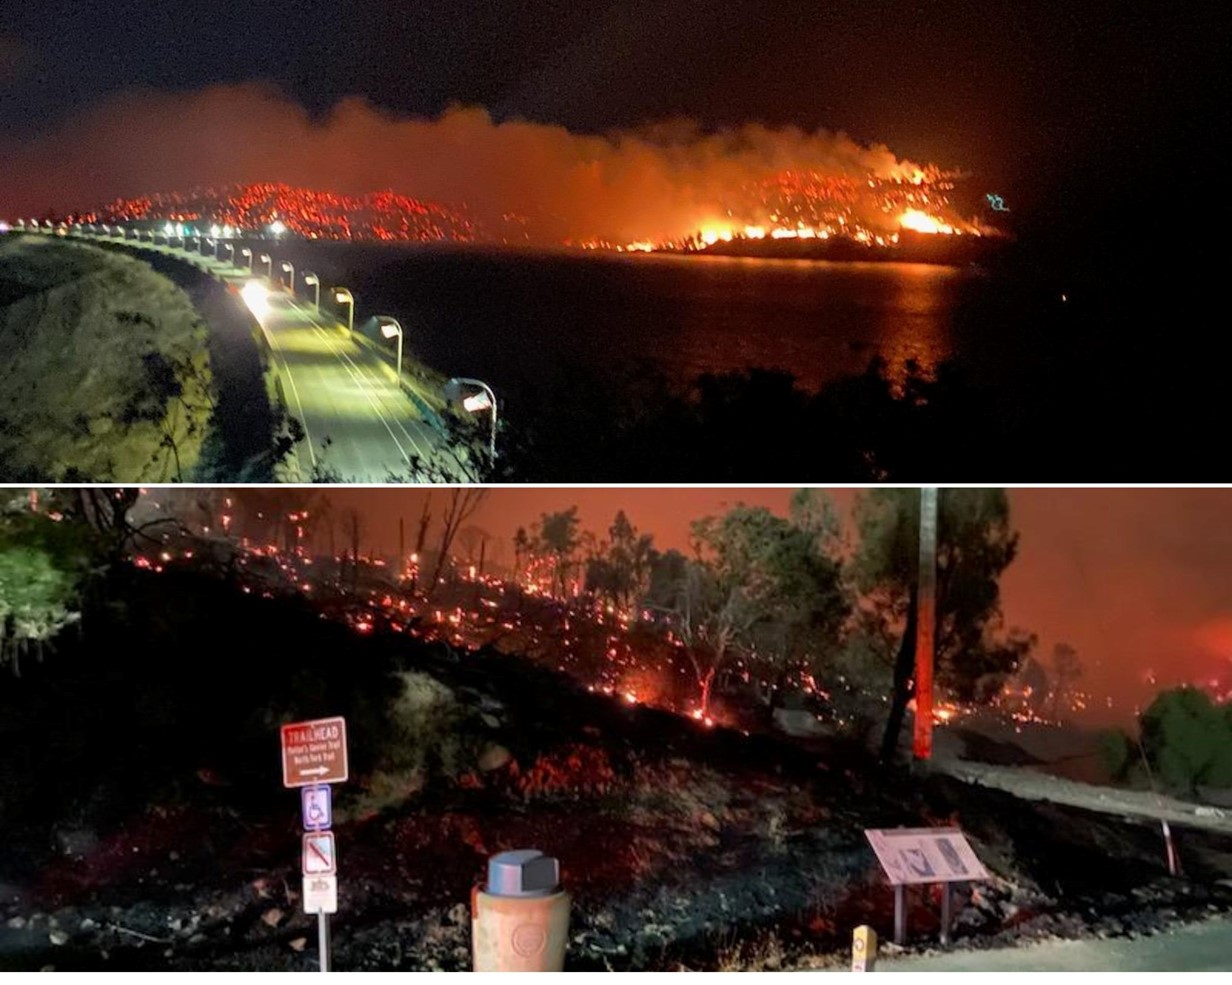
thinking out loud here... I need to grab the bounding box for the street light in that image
[258,253,272,279]
[376,316,404,386]
[240,247,254,271]
[303,272,320,310]
[281,260,295,294]
[333,287,354,336]
[444,377,499,461]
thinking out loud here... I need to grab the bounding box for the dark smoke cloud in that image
[0,83,941,242]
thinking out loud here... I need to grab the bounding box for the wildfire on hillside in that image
[48,166,987,254]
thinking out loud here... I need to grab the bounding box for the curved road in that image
[73,232,460,482]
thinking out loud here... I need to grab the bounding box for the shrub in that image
[1096,728,1135,782]
[381,671,477,779]
[1139,687,1232,794]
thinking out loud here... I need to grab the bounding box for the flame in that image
[898,208,955,235]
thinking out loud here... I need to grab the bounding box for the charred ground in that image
[0,564,1229,971]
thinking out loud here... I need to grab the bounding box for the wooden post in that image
[894,884,906,945]
[939,883,952,945]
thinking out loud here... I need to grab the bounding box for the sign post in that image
[282,717,349,973]
[865,827,988,947]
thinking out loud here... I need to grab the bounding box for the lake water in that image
[225,241,998,397]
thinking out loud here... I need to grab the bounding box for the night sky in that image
[1,1,1226,230]
[323,487,1232,724]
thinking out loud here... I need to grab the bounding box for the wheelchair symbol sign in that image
[302,784,332,831]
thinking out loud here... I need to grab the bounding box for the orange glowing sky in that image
[324,487,1232,725]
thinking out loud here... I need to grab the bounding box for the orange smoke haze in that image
[318,487,1232,725]
[0,83,971,245]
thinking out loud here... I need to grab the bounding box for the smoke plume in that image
[0,83,961,244]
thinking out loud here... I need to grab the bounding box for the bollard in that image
[851,925,877,972]
[472,850,570,971]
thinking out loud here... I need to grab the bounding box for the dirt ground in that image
[1,567,1230,971]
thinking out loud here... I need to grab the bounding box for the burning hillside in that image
[3,86,990,251]
[85,184,479,244]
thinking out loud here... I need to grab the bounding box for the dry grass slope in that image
[0,235,212,481]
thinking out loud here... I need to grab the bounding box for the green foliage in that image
[380,671,477,779]
[0,509,104,672]
[1139,686,1232,793]
[538,507,580,558]
[645,498,849,711]
[1097,728,1135,782]
[533,506,582,595]
[850,488,1028,701]
[585,510,657,610]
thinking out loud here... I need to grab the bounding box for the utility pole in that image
[913,488,938,761]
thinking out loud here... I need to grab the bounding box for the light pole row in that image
[54,221,500,460]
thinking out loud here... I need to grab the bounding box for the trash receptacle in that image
[471,849,569,971]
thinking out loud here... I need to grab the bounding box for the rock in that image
[7,916,26,929]
[48,931,68,946]
[52,826,98,859]
[80,917,97,931]
[446,903,469,926]
[169,851,180,861]
[290,937,307,952]
[480,713,500,729]
[262,908,285,928]
[772,708,825,738]
[478,744,511,772]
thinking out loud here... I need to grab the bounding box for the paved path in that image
[872,917,1232,971]
[73,232,458,481]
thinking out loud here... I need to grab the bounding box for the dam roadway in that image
[76,231,459,482]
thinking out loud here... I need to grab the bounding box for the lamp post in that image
[304,272,320,311]
[240,247,254,272]
[444,377,499,461]
[376,316,404,387]
[281,260,295,294]
[333,288,354,336]
[258,253,272,279]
